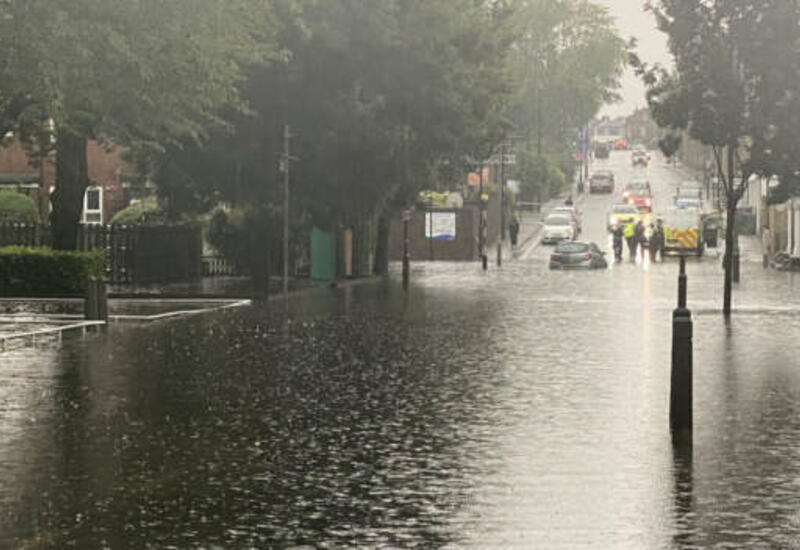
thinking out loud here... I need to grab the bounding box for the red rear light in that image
[550,254,558,261]
[586,253,593,260]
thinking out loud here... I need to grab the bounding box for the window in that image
[82,186,103,224]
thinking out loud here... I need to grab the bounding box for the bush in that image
[0,247,105,296]
[207,205,279,274]
[0,190,39,223]
[110,196,166,225]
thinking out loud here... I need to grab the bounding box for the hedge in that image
[0,190,39,223]
[0,247,105,296]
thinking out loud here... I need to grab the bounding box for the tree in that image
[151,0,518,274]
[634,0,793,316]
[509,0,626,157]
[0,0,275,249]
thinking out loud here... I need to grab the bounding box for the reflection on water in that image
[0,256,799,547]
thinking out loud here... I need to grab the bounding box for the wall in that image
[389,207,478,262]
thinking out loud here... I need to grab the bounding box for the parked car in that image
[589,170,615,193]
[549,241,608,270]
[552,205,582,235]
[541,214,575,244]
[595,143,610,159]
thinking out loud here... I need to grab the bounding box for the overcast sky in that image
[594,0,672,118]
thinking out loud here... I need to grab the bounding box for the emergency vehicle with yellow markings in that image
[663,208,704,256]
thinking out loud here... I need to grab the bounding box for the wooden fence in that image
[0,222,202,286]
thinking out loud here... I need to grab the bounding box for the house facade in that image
[0,136,132,224]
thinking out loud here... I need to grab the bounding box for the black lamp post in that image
[402,209,411,290]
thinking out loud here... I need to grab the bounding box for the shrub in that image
[0,190,39,223]
[0,247,105,296]
[110,196,166,225]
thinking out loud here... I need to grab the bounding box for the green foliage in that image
[207,206,280,274]
[152,0,518,226]
[509,0,626,154]
[0,246,105,296]
[109,197,165,225]
[0,190,38,223]
[512,151,567,201]
[0,0,278,248]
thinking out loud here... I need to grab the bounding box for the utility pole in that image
[278,125,298,311]
[497,140,506,267]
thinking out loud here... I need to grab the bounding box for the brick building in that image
[0,135,132,224]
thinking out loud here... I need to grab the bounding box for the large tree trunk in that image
[50,130,89,250]
[722,143,737,317]
[373,211,390,275]
[723,201,737,317]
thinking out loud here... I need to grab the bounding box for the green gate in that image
[310,226,336,282]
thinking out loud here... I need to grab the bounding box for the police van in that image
[663,208,704,256]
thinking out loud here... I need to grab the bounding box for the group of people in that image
[611,218,665,262]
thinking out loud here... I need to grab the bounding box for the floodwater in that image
[2,152,800,548]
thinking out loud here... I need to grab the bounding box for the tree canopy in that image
[635,0,800,315]
[0,0,276,248]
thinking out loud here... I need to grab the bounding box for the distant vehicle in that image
[631,146,650,167]
[663,208,704,256]
[623,180,653,212]
[614,137,629,150]
[595,143,610,159]
[541,214,575,244]
[607,203,640,228]
[674,186,704,210]
[589,170,615,194]
[552,205,582,235]
[549,241,608,270]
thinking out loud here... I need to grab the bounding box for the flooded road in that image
[3,152,800,548]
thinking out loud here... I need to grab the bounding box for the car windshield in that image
[627,182,650,194]
[555,242,589,254]
[545,216,571,226]
[592,171,612,178]
[612,205,638,214]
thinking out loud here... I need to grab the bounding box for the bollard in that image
[402,211,411,291]
[732,246,740,283]
[84,278,98,321]
[482,253,488,271]
[497,241,502,267]
[96,278,108,321]
[670,256,693,441]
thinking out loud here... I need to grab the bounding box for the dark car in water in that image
[589,170,615,193]
[549,241,608,270]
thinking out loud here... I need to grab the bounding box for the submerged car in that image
[589,170,615,193]
[549,241,608,270]
[541,214,575,244]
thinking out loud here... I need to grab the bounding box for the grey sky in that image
[594,0,672,118]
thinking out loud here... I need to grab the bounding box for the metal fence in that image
[0,222,202,285]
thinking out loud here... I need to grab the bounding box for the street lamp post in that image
[497,140,506,267]
[402,209,411,290]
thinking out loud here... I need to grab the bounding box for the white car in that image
[552,206,582,235]
[541,214,575,244]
